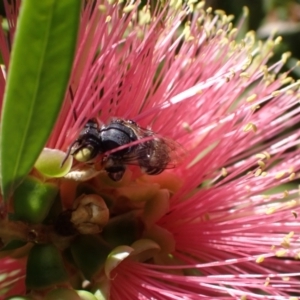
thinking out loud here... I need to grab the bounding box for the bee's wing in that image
[136,125,187,167]
[111,135,186,170]
[151,136,187,169]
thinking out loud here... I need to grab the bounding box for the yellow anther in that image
[243,123,257,133]
[246,94,257,102]
[214,9,225,16]
[287,200,297,208]
[123,5,136,13]
[289,172,295,181]
[251,105,260,112]
[206,7,212,14]
[275,249,287,257]
[266,207,276,215]
[243,6,249,17]
[263,151,271,159]
[255,169,262,177]
[240,72,250,78]
[98,5,107,13]
[283,190,289,198]
[228,28,237,38]
[272,90,282,97]
[221,168,228,177]
[182,122,192,133]
[275,171,285,179]
[256,256,265,263]
[257,160,265,169]
[281,52,291,63]
[281,77,294,85]
[264,277,270,286]
[274,36,282,45]
[256,153,266,160]
[281,238,290,249]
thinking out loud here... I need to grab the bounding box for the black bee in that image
[66,118,182,181]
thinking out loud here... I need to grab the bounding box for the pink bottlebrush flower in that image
[2,0,300,299]
[0,258,25,298]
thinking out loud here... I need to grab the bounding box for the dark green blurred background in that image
[208,0,300,76]
[1,0,300,74]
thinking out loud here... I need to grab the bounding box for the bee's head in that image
[63,119,101,165]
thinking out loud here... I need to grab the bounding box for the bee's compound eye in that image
[72,146,95,162]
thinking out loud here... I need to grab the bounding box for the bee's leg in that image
[106,165,126,181]
[103,156,126,181]
[61,140,78,167]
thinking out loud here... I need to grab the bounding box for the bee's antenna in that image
[60,140,77,167]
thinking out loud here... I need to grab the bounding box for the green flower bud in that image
[26,244,68,289]
[76,290,98,300]
[102,212,144,248]
[35,148,72,178]
[70,235,111,280]
[5,297,33,300]
[45,288,81,300]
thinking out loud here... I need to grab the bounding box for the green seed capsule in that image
[76,290,98,300]
[45,288,81,300]
[13,176,58,223]
[26,244,68,289]
[5,296,33,300]
[35,148,73,178]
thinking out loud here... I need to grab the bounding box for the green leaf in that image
[0,0,81,199]
[13,176,58,224]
